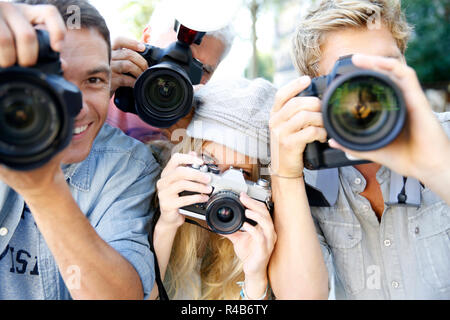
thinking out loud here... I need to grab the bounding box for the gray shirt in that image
[311,112,450,300]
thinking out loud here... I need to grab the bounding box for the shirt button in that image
[391,281,400,289]
[384,239,392,247]
[362,205,370,211]
[0,227,8,237]
[415,227,420,235]
[354,178,362,185]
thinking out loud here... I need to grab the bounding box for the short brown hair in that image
[292,0,413,77]
[15,0,111,61]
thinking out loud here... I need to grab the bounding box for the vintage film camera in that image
[300,55,407,170]
[179,163,273,235]
[114,21,205,128]
[0,29,82,171]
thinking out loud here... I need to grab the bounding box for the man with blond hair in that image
[268,0,450,300]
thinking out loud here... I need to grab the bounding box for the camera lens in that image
[4,101,35,130]
[206,191,246,235]
[145,75,184,111]
[323,72,406,151]
[216,206,234,223]
[134,63,193,128]
[0,79,63,169]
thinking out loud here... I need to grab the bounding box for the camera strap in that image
[149,206,169,301]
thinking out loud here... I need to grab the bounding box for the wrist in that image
[241,273,269,300]
[414,144,450,186]
[155,216,183,233]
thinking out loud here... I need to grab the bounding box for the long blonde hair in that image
[292,0,413,77]
[155,137,261,300]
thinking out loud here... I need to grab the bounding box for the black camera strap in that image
[149,206,169,301]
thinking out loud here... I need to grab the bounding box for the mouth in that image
[72,123,92,139]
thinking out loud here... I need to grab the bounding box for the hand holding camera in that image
[157,152,212,229]
[0,2,66,68]
[110,37,149,97]
[269,76,328,179]
[328,55,450,184]
[113,23,205,129]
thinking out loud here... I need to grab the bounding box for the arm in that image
[267,77,329,299]
[149,153,212,299]
[223,193,277,300]
[0,159,145,300]
[329,54,450,205]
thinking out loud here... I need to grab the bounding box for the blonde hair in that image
[292,0,413,77]
[155,137,261,300]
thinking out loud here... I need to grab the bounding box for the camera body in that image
[0,29,82,171]
[114,23,205,128]
[300,55,406,170]
[179,164,273,235]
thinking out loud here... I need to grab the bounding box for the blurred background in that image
[93,0,450,111]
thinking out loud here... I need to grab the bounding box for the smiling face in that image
[59,28,111,164]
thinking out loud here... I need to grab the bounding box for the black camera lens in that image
[323,71,406,151]
[216,206,234,223]
[134,62,193,128]
[0,81,60,153]
[206,191,246,235]
[145,75,185,111]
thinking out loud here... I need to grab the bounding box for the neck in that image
[354,163,382,181]
[354,163,384,221]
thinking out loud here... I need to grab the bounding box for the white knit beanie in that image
[186,77,276,165]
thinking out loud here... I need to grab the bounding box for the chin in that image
[61,142,93,165]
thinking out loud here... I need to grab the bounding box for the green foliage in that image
[120,0,156,39]
[245,53,275,81]
[403,0,450,87]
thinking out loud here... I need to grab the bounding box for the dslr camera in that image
[300,55,407,170]
[114,22,205,128]
[179,164,273,235]
[0,29,82,171]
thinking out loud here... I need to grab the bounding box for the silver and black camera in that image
[180,164,273,235]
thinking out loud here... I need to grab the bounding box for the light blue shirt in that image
[0,124,160,300]
[311,112,450,299]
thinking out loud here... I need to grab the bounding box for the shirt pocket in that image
[409,195,450,292]
[319,220,365,295]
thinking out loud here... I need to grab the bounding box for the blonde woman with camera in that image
[149,78,277,300]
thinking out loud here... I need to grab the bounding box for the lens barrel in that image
[205,191,246,235]
[134,62,194,128]
[322,70,406,151]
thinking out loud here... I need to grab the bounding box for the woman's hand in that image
[224,192,277,299]
[156,152,212,229]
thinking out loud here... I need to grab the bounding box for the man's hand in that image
[110,37,148,96]
[329,54,450,184]
[0,2,66,67]
[0,152,66,201]
[269,76,327,178]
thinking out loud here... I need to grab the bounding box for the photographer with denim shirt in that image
[0,0,160,300]
[269,0,450,300]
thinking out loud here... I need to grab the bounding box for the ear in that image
[141,25,151,43]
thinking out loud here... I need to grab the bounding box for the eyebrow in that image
[86,65,111,77]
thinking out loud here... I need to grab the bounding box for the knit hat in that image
[186,77,276,165]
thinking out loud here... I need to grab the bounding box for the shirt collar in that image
[305,166,422,208]
[62,152,94,192]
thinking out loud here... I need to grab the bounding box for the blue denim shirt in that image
[0,124,160,299]
[311,112,450,300]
